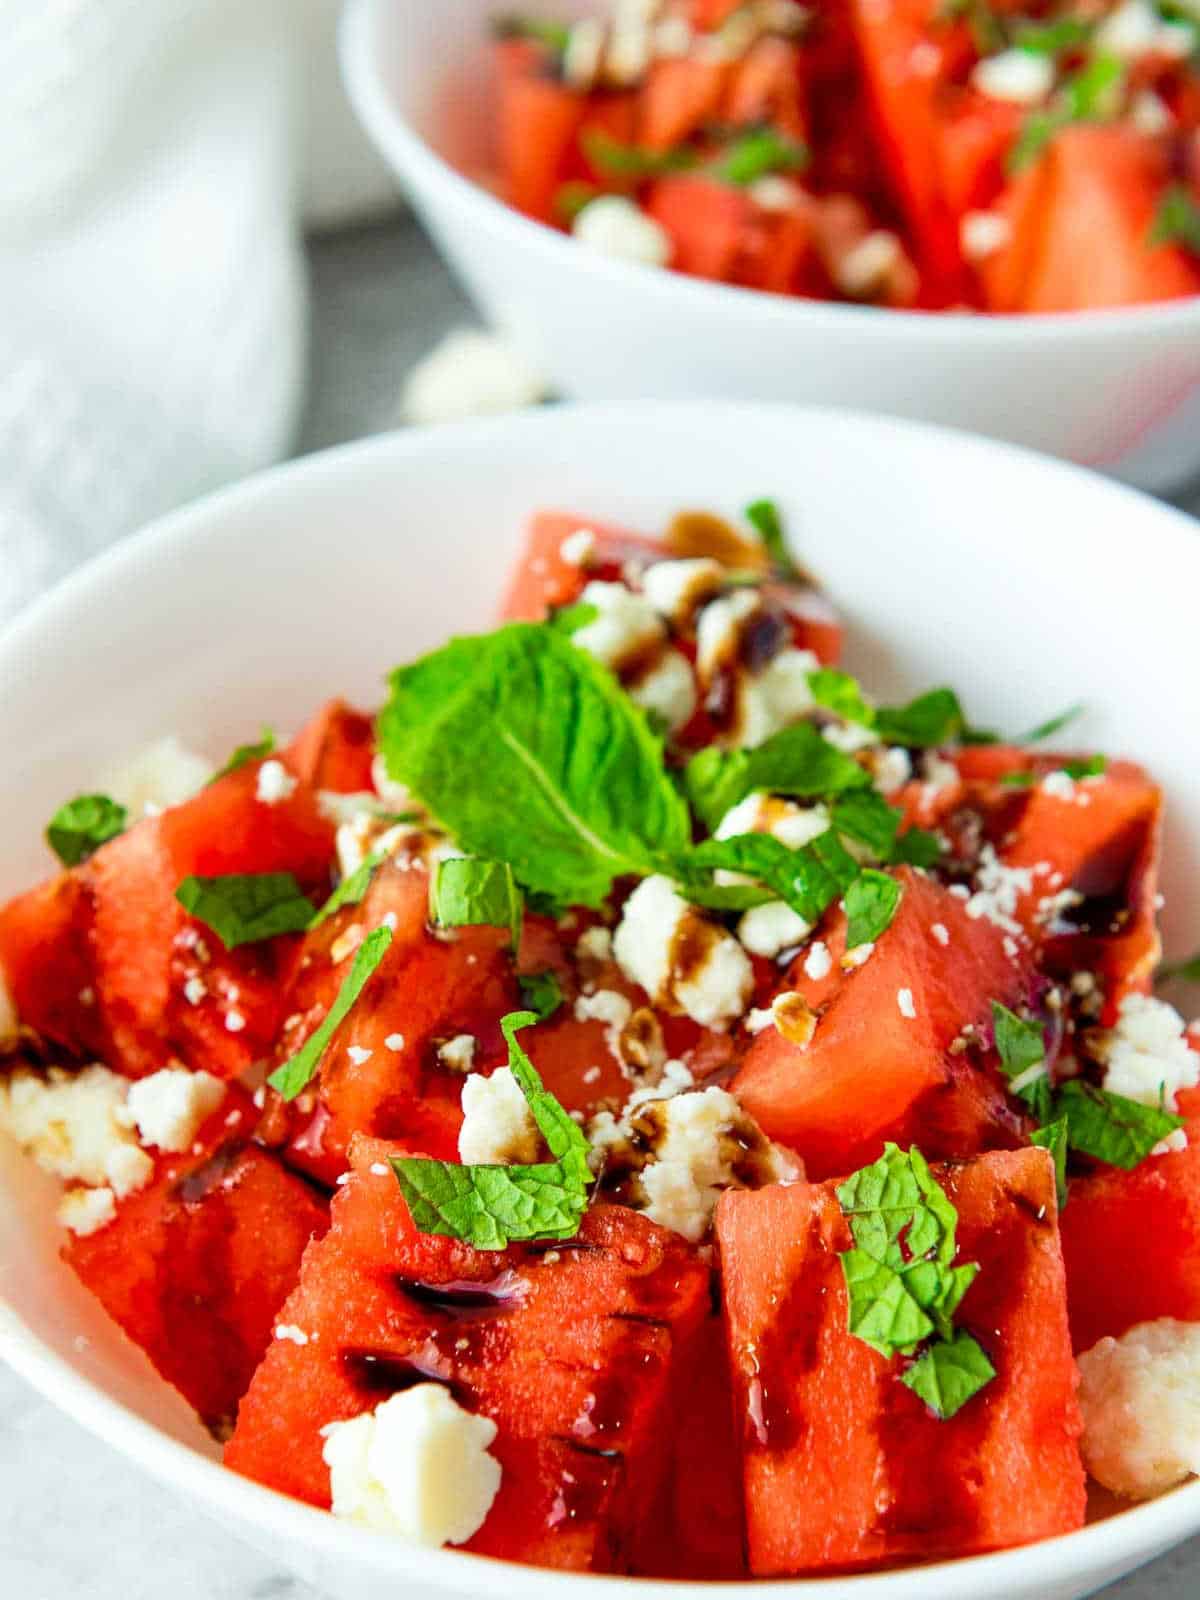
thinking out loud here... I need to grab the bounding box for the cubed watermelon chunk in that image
[716,1147,1085,1575]
[63,1089,328,1433]
[285,700,378,794]
[733,867,1031,1178]
[226,1137,710,1571]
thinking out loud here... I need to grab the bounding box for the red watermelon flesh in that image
[716,1147,1085,1576]
[226,1137,711,1572]
[284,699,378,794]
[733,867,1031,1178]
[0,872,107,1061]
[63,1088,329,1433]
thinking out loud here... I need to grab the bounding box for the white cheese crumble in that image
[99,736,215,817]
[965,844,1033,937]
[577,925,613,964]
[960,209,1012,262]
[1078,1320,1200,1499]
[738,901,812,960]
[835,230,904,299]
[0,1066,153,1198]
[255,759,297,805]
[804,941,833,981]
[640,557,726,626]
[225,1010,246,1034]
[322,1385,501,1546]
[931,922,950,947]
[400,328,547,426]
[124,1069,225,1154]
[971,48,1055,104]
[275,1323,310,1346]
[612,875,753,1028]
[385,1033,406,1052]
[872,746,913,797]
[347,1045,374,1067]
[696,589,761,683]
[897,987,917,1020]
[371,753,414,815]
[1093,994,1199,1112]
[458,1069,539,1166]
[1041,769,1077,801]
[183,975,206,1006]
[1131,88,1173,134]
[822,719,879,753]
[559,528,597,567]
[57,1185,117,1237]
[571,581,665,669]
[629,648,698,732]
[1095,0,1194,59]
[716,792,830,850]
[572,195,672,266]
[735,648,821,749]
[438,1035,476,1074]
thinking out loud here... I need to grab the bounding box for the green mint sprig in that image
[268,925,394,1100]
[46,794,128,866]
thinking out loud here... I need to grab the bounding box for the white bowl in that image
[340,0,1200,496]
[2,403,1200,1600]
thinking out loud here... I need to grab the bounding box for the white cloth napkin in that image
[0,0,397,626]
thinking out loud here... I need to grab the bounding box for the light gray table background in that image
[2,212,1199,1600]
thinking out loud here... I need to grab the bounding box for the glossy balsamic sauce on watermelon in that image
[743,1211,828,1451]
[340,1344,466,1402]
[395,1269,527,1319]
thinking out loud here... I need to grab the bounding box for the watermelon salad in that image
[491,0,1200,311]
[3,500,1200,1576]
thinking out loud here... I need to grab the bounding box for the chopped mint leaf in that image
[1031,1117,1070,1210]
[490,14,570,52]
[683,722,869,833]
[682,831,853,924]
[391,1011,591,1247]
[1158,951,1200,984]
[808,667,875,728]
[831,790,901,860]
[837,1144,958,1273]
[1000,755,1107,788]
[378,624,691,910]
[431,857,523,950]
[744,497,804,581]
[1056,1081,1182,1171]
[309,850,386,930]
[46,793,127,866]
[1148,185,1200,256]
[874,688,966,748]
[1016,703,1084,745]
[1009,54,1125,173]
[554,180,601,224]
[519,969,565,1021]
[1012,15,1091,52]
[268,925,394,1100]
[841,1248,934,1357]
[548,601,599,635]
[175,872,315,949]
[902,1331,996,1420]
[716,130,808,187]
[844,869,902,948]
[991,1001,1052,1121]
[211,726,276,783]
[582,129,699,179]
[893,827,943,868]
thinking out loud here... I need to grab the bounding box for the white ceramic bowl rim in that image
[340,0,1200,344]
[3,403,1200,1597]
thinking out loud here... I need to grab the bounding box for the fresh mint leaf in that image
[582,129,699,180]
[841,1249,933,1357]
[46,793,127,866]
[1001,755,1106,788]
[902,1331,996,1420]
[716,132,808,187]
[1056,1081,1182,1170]
[1148,184,1200,256]
[390,1011,591,1247]
[378,624,691,910]
[836,1144,957,1272]
[991,1001,1052,1121]
[1012,15,1091,52]
[683,722,868,833]
[519,969,565,1021]
[1009,54,1125,172]
[844,869,901,948]
[808,668,875,728]
[548,601,599,635]
[744,497,803,581]
[268,925,394,1100]
[831,790,900,859]
[874,688,966,748]
[211,726,276,782]
[309,851,385,930]
[893,827,943,868]
[431,857,523,951]
[175,872,315,949]
[1159,952,1200,984]
[1016,703,1084,745]
[554,181,600,224]
[1032,1117,1070,1210]
[490,14,570,51]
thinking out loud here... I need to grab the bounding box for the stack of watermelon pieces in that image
[0,504,1194,1576]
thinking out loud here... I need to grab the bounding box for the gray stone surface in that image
[1,210,1198,1598]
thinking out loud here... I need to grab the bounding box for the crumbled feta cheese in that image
[696,589,761,683]
[275,1323,310,1346]
[1154,1128,1189,1157]
[1041,769,1077,801]
[872,746,913,797]
[1131,88,1174,134]
[571,581,665,669]
[575,988,634,1034]
[318,789,392,829]
[384,1033,406,1055]
[1092,994,1199,1112]
[920,751,960,794]
[0,1066,153,1197]
[458,1069,539,1165]
[804,941,833,981]
[183,975,207,1006]
[559,528,597,567]
[1095,0,1193,59]
[843,941,875,969]
[438,1034,476,1074]
[629,648,698,732]
[371,754,413,815]
[738,901,812,959]
[965,844,1033,937]
[400,329,547,426]
[835,230,904,299]
[335,812,423,881]
[640,557,726,626]
[225,1010,246,1034]
[255,759,297,806]
[971,48,1055,104]
[653,14,693,56]
[960,209,1012,262]
[750,174,799,211]
[931,922,950,947]
[897,987,917,1020]
[347,1045,374,1067]
[572,195,672,266]
[613,876,753,1028]
[1078,1320,1200,1498]
[822,719,879,753]
[99,736,215,817]
[124,1069,225,1154]
[745,1006,776,1034]
[57,1185,117,1237]
[563,16,605,88]
[606,14,652,83]
[735,648,821,749]
[322,1386,501,1545]
[577,926,613,964]
[716,792,830,850]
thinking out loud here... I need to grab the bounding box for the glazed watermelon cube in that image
[64,1089,328,1433]
[0,873,106,1060]
[716,1147,1085,1575]
[1059,1087,1200,1353]
[733,867,1031,1179]
[226,1137,710,1571]
[284,699,378,794]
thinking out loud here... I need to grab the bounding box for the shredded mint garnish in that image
[518,969,565,1020]
[46,793,128,866]
[175,872,315,949]
[268,925,394,1100]
[844,870,902,949]
[211,726,276,783]
[431,857,523,951]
